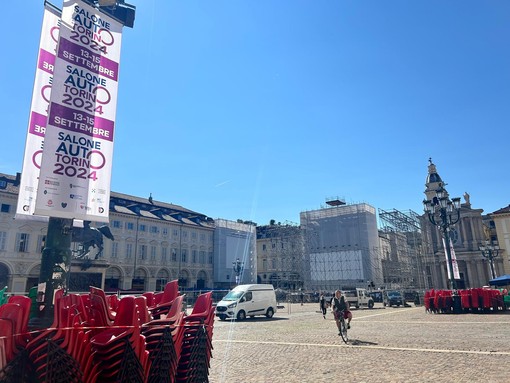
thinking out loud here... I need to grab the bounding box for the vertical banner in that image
[442,237,461,281]
[449,238,460,280]
[16,4,61,218]
[35,0,123,222]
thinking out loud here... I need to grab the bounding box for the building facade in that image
[0,172,215,293]
[489,205,510,276]
[421,160,502,289]
[256,222,304,290]
[300,201,383,291]
[213,219,257,289]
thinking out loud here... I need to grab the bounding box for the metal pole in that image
[178,222,182,287]
[488,251,497,280]
[442,225,456,290]
[133,215,139,289]
[30,217,73,329]
[489,257,496,280]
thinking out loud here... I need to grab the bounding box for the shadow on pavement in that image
[349,339,379,346]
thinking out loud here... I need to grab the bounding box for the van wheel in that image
[266,308,274,318]
[237,310,246,321]
[368,301,374,309]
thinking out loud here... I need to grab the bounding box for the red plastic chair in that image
[0,303,27,353]
[0,319,15,362]
[7,295,31,340]
[153,292,163,306]
[161,280,180,305]
[90,286,116,322]
[142,292,154,307]
[135,296,152,325]
[183,292,213,324]
[482,289,492,309]
[88,292,113,330]
[459,290,471,310]
[107,294,120,313]
[470,288,479,310]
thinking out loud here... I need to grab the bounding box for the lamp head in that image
[436,188,446,199]
[451,197,461,209]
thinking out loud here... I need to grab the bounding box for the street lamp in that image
[423,188,462,290]
[479,240,500,280]
[232,258,244,286]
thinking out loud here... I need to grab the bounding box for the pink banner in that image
[443,237,461,281]
[35,0,123,222]
[16,4,61,219]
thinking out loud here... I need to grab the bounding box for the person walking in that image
[319,294,327,318]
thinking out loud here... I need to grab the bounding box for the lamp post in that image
[30,0,135,330]
[479,241,500,280]
[232,258,244,286]
[423,188,462,290]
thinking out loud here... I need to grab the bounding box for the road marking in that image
[214,339,510,356]
[357,320,510,325]
[355,307,422,319]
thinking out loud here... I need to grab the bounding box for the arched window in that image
[0,263,9,290]
[196,270,207,290]
[105,267,122,292]
[156,269,169,291]
[132,268,147,291]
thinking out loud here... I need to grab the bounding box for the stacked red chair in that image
[176,291,214,382]
[434,290,443,312]
[142,294,186,382]
[0,295,34,381]
[0,283,215,382]
[442,290,453,313]
[85,295,148,382]
[459,289,471,312]
[425,289,437,313]
[25,289,85,382]
[490,289,504,311]
[149,280,180,320]
[425,288,507,314]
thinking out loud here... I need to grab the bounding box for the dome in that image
[426,159,442,185]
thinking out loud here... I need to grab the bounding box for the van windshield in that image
[222,290,244,301]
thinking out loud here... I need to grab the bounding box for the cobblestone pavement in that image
[208,303,510,383]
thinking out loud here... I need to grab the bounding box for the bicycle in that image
[335,310,349,343]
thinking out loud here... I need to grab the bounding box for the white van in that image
[215,284,277,320]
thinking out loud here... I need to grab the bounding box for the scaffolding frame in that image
[378,208,426,290]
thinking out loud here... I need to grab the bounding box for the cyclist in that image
[332,290,352,334]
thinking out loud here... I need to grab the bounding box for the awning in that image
[488,274,510,286]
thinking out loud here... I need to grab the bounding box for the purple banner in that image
[48,103,114,141]
[28,111,48,137]
[58,37,119,81]
[38,49,56,74]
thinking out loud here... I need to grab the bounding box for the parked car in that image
[215,284,277,320]
[403,290,419,303]
[368,290,383,303]
[342,288,375,309]
[383,290,403,307]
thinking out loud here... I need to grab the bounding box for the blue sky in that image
[2,1,510,225]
